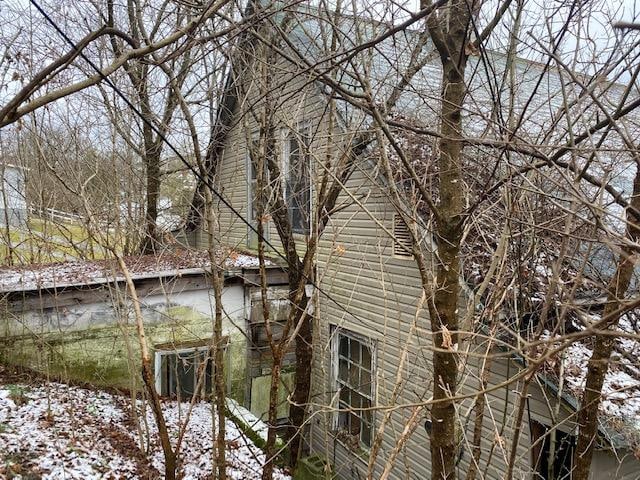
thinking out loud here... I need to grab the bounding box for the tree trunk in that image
[205,183,227,480]
[213,269,227,480]
[141,363,177,480]
[262,359,282,480]
[141,142,162,254]
[289,302,311,466]
[427,3,470,478]
[116,257,177,480]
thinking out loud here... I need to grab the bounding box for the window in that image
[283,127,311,235]
[247,135,269,247]
[393,213,413,257]
[333,328,374,448]
[530,420,575,480]
[155,344,215,399]
[247,135,264,225]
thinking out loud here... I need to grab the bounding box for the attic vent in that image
[393,214,413,258]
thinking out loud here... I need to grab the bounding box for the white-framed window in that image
[154,344,213,399]
[332,327,375,448]
[282,124,312,235]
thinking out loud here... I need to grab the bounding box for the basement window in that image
[154,340,225,400]
[332,328,375,449]
[530,419,575,480]
[393,213,413,258]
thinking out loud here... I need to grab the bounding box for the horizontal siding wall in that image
[311,165,638,479]
[313,165,436,480]
[197,50,347,260]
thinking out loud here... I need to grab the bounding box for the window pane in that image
[339,335,349,358]
[349,412,361,436]
[169,355,179,396]
[352,341,361,365]
[348,364,359,387]
[362,397,371,423]
[339,357,349,382]
[351,391,362,410]
[362,344,371,371]
[360,370,372,397]
[338,410,348,430]
[340,386,350,406]
[250,157,257,180]
[287,131,310,234]
[176,352,196,397]
[361,421,371,447]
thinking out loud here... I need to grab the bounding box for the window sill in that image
[332,430,371,460]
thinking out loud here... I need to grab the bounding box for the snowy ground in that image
[0,381,290,479]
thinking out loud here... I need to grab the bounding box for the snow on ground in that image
[227,398,270,443]
[0,382,290,479]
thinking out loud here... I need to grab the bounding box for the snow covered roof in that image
[534,311,640,449]
[0,249,274,293]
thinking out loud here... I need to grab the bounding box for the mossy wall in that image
[1,283,248,404]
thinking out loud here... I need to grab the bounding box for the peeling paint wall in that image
[0,278,248,404]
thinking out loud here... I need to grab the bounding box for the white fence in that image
[28,206,85,224]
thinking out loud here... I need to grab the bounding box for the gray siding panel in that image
[312,165,637,479]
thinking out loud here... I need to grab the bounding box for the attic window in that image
[283,126,312,235]
[393,214,413,258]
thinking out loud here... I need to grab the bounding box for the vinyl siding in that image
[194,53,339,259]
[311,166,639,479]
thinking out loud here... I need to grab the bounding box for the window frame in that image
[282,123,312,235]
[154,344,214,399]
[529,419,576,480]
[331,327,376,450]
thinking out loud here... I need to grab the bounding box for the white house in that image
[0,163,27,228]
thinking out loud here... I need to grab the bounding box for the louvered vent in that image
[393,214,413,257]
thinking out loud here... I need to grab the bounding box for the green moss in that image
[2,311,247,403]
[294,456,334,480]
[227,334,247,404]
[165,306,206,323]
[225,405,287,465]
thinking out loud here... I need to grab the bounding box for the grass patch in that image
[0,217,126,265]
[4,384,28,405]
